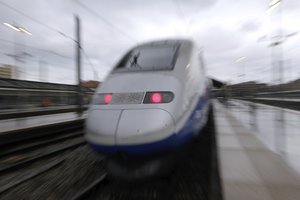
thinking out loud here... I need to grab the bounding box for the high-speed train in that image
[85,39,211,159]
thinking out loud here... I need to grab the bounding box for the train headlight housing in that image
[143,92,174,104]
[93,91,174,105]
[93,93,113,105]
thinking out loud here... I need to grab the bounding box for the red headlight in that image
[143,91,174,104]
[150,93,163,103]
[104,94,113,104]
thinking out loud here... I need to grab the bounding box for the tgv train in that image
[85,39,211,158]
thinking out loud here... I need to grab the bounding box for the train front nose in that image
[85,109,121,154]
[85,109,175,155]
[116,109,174,143]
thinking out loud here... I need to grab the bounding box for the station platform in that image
[214,100,300,200]
[0,112,86,134]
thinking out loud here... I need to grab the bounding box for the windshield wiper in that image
[130,52,140,67]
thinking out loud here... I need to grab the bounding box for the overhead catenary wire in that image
[0,1,117,84]
[1,51,75,70]
[73,0,137,44]
[0,38,73,60]
[0,1,112,75]
[16,69,41,79]
[0,38,111,67]
[1,46,106,82]
[0,1,76,42]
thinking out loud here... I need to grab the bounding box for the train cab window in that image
[114,44,179,72]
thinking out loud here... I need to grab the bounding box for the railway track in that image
[0,119,84,146]
[0,127,85,174]
[0,131,83,157]
[0,159,65,194]
[0,138,85,174]
[0,120,86,195]
[71,173,108,200]
[0,145,106,199]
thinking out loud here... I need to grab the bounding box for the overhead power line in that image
[0,38,73,60]
[73,0,137,43]
[0,1,111,79]
[0,1,76,42]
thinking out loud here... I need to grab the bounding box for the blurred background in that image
[0,0,299,110]
[0,1,300,199]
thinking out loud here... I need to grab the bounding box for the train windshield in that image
[114,44,179,72]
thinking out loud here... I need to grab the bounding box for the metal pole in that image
[268,0,286,155]
[75,15,83,114]
[269,0,283,85]
[13,27,18,79]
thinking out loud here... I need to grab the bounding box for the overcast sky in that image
[0,0,300,84]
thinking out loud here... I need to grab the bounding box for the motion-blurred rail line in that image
[0,139,85,174]
[0,120,85,174]
[71,173,108,200]
[0,119,84,146]
[0,131,83,157]
[0,159,65,194]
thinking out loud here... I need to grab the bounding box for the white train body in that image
[85,39,211,156]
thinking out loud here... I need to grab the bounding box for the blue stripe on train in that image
[88,93,209,156]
